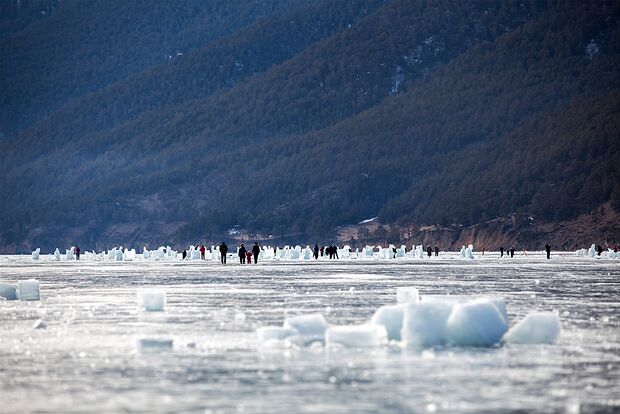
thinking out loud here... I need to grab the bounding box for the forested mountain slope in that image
[0,0,618,252]
[0,0,298,136]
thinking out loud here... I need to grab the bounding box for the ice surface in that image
[138,338,174,350]
[396,287,420,304]
[0,252,615,413]
[446,299,508,347]
[370,304,405,340]
[422,295,508,324]
[401,302,455,348]
[256,326,298,343]
[137,289,166,311]
[0,282,17,300]
[283,314,327,342]
[503,312,561,344]
[18,279,40,300]
[325,324,388,348]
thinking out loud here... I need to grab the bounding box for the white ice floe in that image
[503,312,561,344]
[460,244,474,259]
[283,313,328,343]
[396,287,420,304]
[18,279,40,301]
[54,248,61,261]
[446,299,508,347]
[137,289,166,311]
[254,292,557,349]
[0,283,18,300]
[401,301,454,348]
[325,324,387,348]
[31,248,40,260]
[370,304,405,341]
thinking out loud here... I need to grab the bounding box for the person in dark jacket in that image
[427,246,432,257]
[238,244,247,264]
[182,249,187,260]
[219,242,228,264]
[314,244,319,259]
[75,246,81,260]
[320,246,324,257]
[596,245,604,256]
[545,244,551,259]
[500,246,504,258]
[252,242,260,264]
[510,247,515,258]
[434,246,439,257]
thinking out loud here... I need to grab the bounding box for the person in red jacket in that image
[246,250,252,264]
[199,244,206,260]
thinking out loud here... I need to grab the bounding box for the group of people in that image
[237,242,261,264]
[316,244,339,259]
[499,246,517,258]
[426,246,440,257]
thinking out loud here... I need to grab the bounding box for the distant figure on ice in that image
[182,249,187,260]
[545,244,551,259]
[219,242,228,264]
[314,244,319,259]
[500,246,504,258]
[435,246,439,257]
[393,246,397,259]
[75,246,81,260]
[510,247,515,258]
[427,246,432,257]
[246,250,252,264]
[596,245,604,256]
[252,242,261,264]
[200,244,206,260]
[238,244,247,264]
[320,246,324,257]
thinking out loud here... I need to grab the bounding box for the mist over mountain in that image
[1,0,619,253]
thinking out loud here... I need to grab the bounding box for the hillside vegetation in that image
[0,0,618,252]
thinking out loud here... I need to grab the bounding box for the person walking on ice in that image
[219,242,228,264]
[252,242,260,264]
[238,244,246,264]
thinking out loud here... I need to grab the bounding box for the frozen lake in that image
[1,253,619,413]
